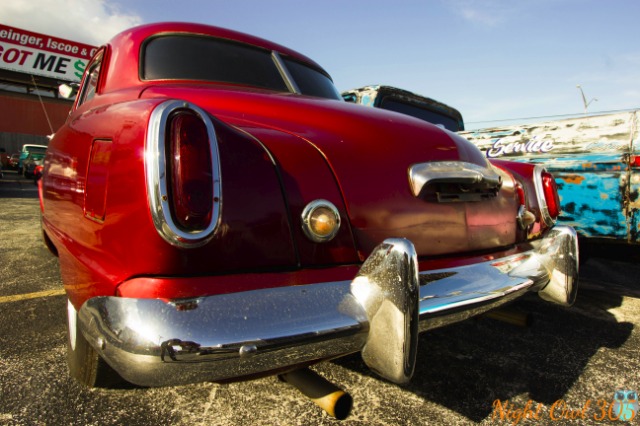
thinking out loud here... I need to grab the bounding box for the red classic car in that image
[8,153,20,170]
[40,22,578,400]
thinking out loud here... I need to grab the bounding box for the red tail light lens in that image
[541,171,561,219]
[168,111,213,231]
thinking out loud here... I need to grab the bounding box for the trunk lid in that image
[142,86,520,257]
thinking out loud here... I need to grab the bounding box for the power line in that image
[466,107,640,126]
[30,75,55,136]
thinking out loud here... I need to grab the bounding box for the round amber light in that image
[301,200,341,243]
[310,207,337,237]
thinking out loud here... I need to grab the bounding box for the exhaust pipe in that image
[279,368,352,420]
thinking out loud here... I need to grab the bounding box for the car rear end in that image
[43,22,578,390]
[77,90,578,387]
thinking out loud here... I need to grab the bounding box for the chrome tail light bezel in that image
[145,100,222,248]
[533,165,559,227]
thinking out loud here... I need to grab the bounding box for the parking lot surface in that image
[1,170,639,425]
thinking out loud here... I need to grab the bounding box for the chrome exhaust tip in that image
[279,368,352,420]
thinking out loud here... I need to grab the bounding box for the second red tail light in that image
[541,171,561,219]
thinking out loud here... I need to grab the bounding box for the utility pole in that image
[576,84,597,114]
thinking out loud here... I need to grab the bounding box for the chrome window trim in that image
[145,100,222,247]
[75,50,104,108]
[533,165,555,227]
[272,51,301,94]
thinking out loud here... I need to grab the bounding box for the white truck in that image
[461,111,640,245]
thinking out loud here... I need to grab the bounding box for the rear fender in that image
[44,98,298,309]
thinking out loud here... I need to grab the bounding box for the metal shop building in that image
[0,23,96,160]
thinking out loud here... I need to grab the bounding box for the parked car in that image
[0,148,8,168]
[342,85,465,131]
[8,153,20,170]
[41,22,578,404]
[23,152,46,178]
[18,144,47,174]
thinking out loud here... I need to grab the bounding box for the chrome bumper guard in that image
[79,226,578,387]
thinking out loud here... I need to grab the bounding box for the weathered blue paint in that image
[556,170,627,239]
[461,111,640,244]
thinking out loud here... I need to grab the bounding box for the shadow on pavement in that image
[0,172,39,199]
[333,282,633,422]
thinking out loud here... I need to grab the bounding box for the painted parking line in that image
[0,288,65,304]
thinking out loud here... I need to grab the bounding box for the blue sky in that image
[2,0,639,129]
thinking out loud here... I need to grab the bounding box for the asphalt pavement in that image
[1,170,639,425]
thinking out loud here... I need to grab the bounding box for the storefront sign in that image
[0,24,98,82]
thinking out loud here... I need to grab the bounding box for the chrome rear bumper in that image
[78,226,578,387]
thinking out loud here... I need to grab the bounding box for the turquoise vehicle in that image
[342,85,464,132]
[461,111,640,245]
[18,144,48,174]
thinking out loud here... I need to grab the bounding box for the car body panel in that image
[43,98,302,306]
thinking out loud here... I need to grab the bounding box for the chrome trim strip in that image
[272,51,301,94]
[145,100,222,248]
[533,164,555,227]
[79,226,578,387]
[408,161,502,197]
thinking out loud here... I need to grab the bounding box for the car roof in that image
[101,22,329,94]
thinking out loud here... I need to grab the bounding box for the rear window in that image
[22,146,47,154]
[141,34,341,100]
[379,98,461,132]
[142,35,289,92]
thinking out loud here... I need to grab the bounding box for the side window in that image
[281,57,341,100]
[77,54,103,107]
